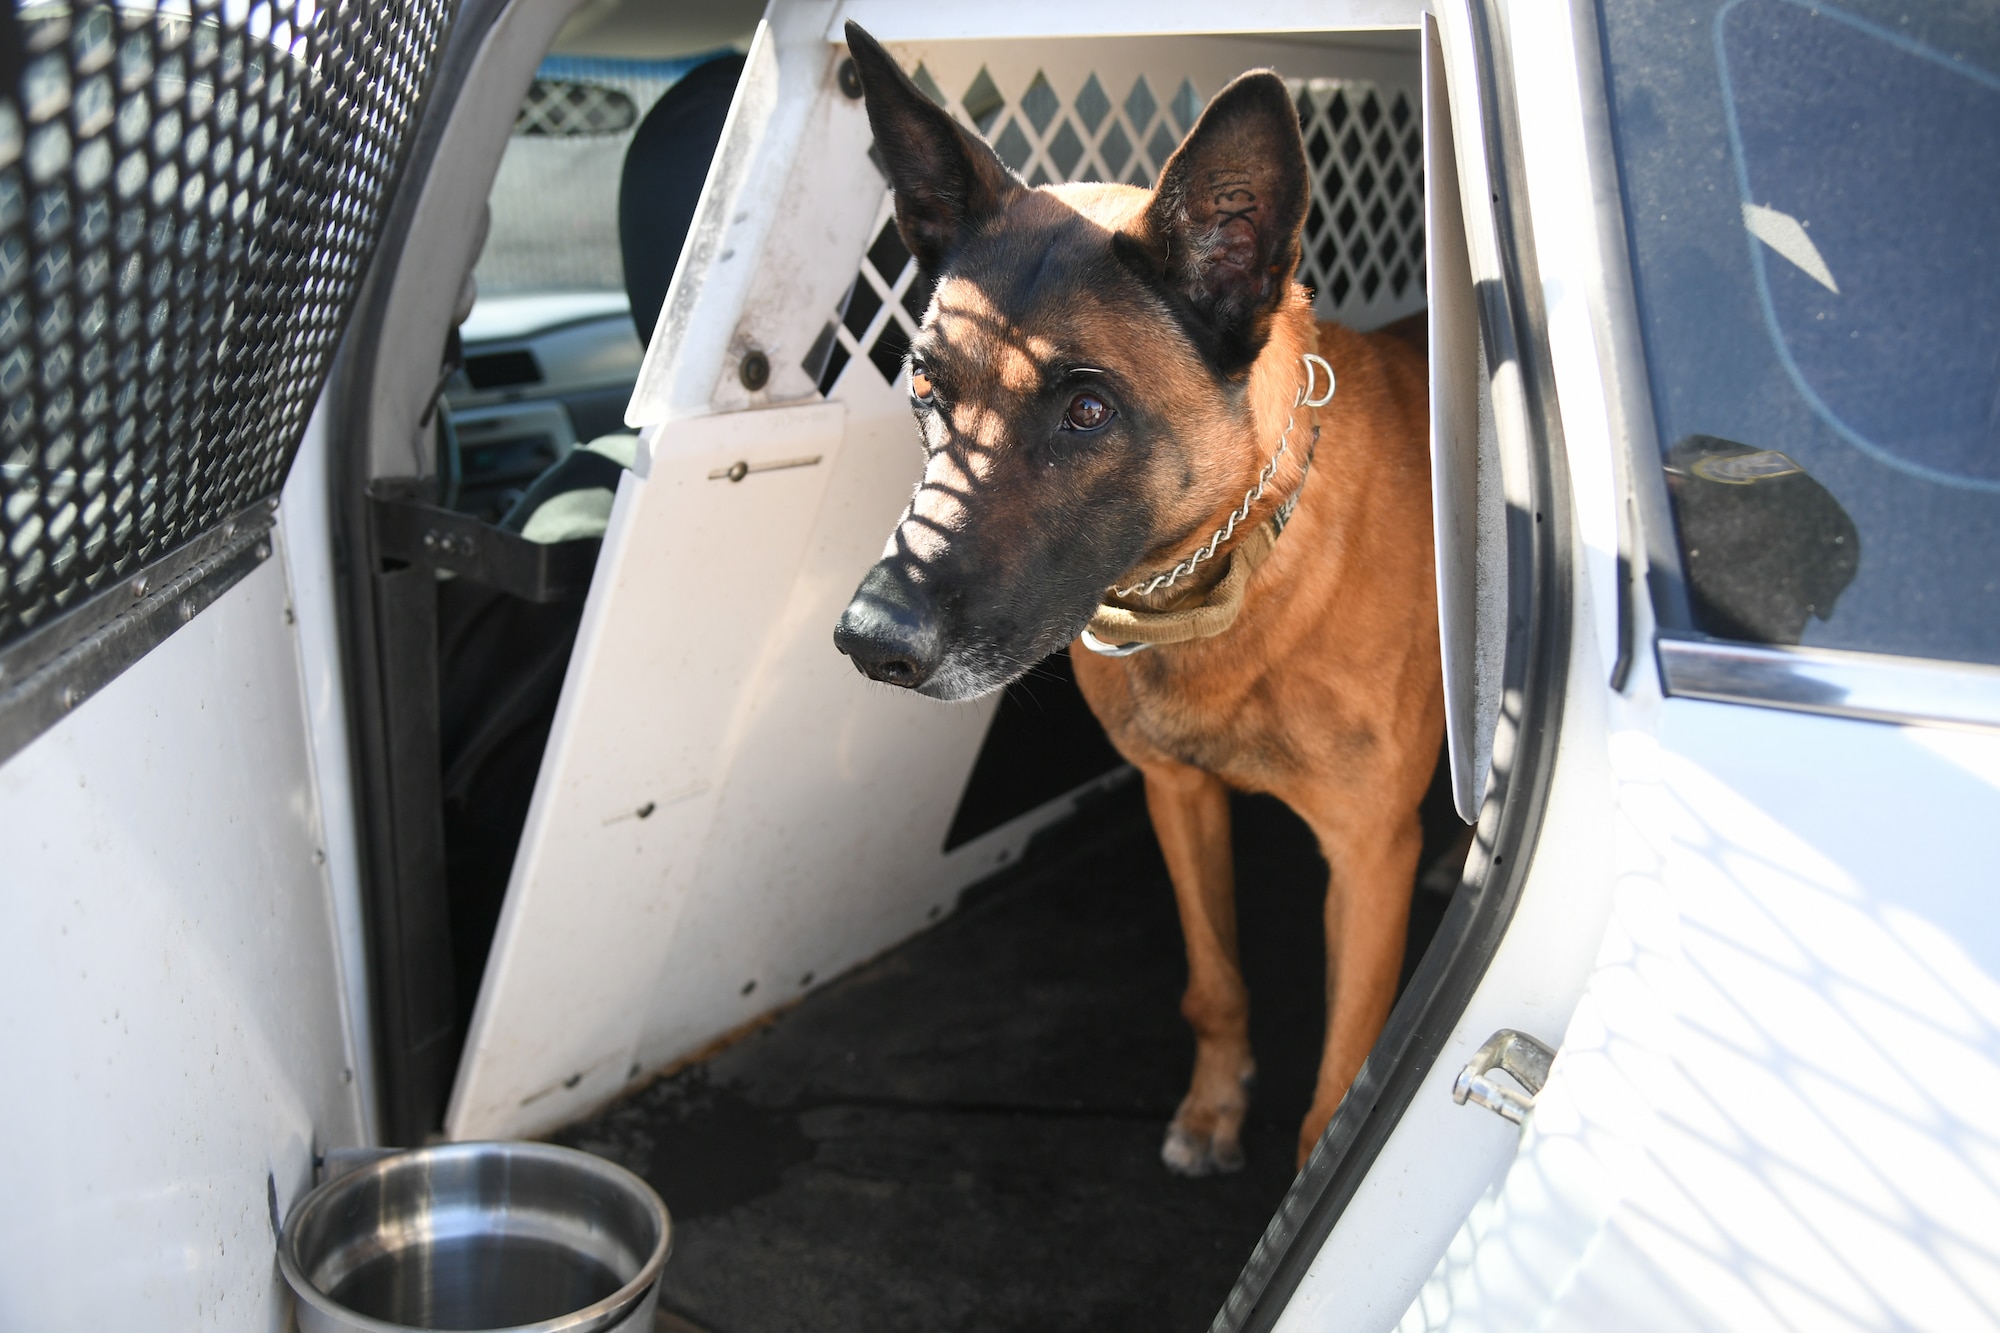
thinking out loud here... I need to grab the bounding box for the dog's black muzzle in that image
[835,562,943,690]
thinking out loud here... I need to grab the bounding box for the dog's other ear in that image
[1138,70,1309,374]
[845,22,1022,277]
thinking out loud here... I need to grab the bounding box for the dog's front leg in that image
[1142,758,1255,1176]
[1296,803,1422,1167]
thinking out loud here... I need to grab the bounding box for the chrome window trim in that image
[1659,636,2000,734]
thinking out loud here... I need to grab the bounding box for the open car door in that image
[0,2,456,1327]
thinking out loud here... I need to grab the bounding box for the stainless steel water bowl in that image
[279,1141,671,1333]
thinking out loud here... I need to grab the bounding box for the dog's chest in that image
[1115,651,1303,780]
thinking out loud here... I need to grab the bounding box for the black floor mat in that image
[558,781,1457,1333]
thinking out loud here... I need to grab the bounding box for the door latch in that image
[1453,1029,1557,1125]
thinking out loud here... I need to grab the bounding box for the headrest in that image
[618,55,747,348]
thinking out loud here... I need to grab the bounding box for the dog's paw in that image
[1161,1121,1246,1177]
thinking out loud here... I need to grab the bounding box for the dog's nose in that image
[835,563,942,689]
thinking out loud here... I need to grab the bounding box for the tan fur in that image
[1069,300,1442,1168]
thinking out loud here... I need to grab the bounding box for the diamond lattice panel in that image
[514,79,639,137]
[0,1,452,652]
[803,52,1424,398]
[1296,80,1426,312]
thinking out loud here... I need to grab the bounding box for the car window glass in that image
[1599,0,2000,664]
[474,56,694,298]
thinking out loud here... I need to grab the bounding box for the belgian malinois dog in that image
[833,23,1443,1174]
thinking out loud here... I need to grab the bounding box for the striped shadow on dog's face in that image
[832,22,1309,701]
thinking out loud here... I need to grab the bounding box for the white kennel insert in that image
[447,6,1429,1142]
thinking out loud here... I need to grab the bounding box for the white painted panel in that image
[1424,14,1501,823]
[449,401,852,1136]
[0,555,362,1331]
[1406,703,2000,1332]
[281,402,379,1143]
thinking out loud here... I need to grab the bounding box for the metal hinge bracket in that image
[1453,1028,1557,1125]
[367,478,601,604]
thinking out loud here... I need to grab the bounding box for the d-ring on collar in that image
[1079,352,1336,657]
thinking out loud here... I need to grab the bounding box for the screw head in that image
[726,460,750,483]
[837,56,863,100]
[739,348,770,392]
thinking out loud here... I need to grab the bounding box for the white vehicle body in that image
[0,1,1992,1330]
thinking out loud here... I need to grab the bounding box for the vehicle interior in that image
[324,4,1549,1329]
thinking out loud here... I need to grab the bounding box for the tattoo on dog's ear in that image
[1140,70,1309,374]
[845,22,1022,278]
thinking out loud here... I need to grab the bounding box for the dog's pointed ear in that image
[1136,71,1309,373]
[845,22,1022,277]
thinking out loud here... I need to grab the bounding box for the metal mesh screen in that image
[0,0,453,653]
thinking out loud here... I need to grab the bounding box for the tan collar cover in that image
[1085,512,1284,647]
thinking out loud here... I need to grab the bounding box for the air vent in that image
[464,350,544,391]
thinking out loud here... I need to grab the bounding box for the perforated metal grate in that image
[804,62,1425,396]
[0,1,452,653]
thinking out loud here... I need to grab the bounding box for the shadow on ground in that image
[557,780,1456,1333]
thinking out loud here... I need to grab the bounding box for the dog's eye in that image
[910,364,934,404]
[1062,391,1113,432]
